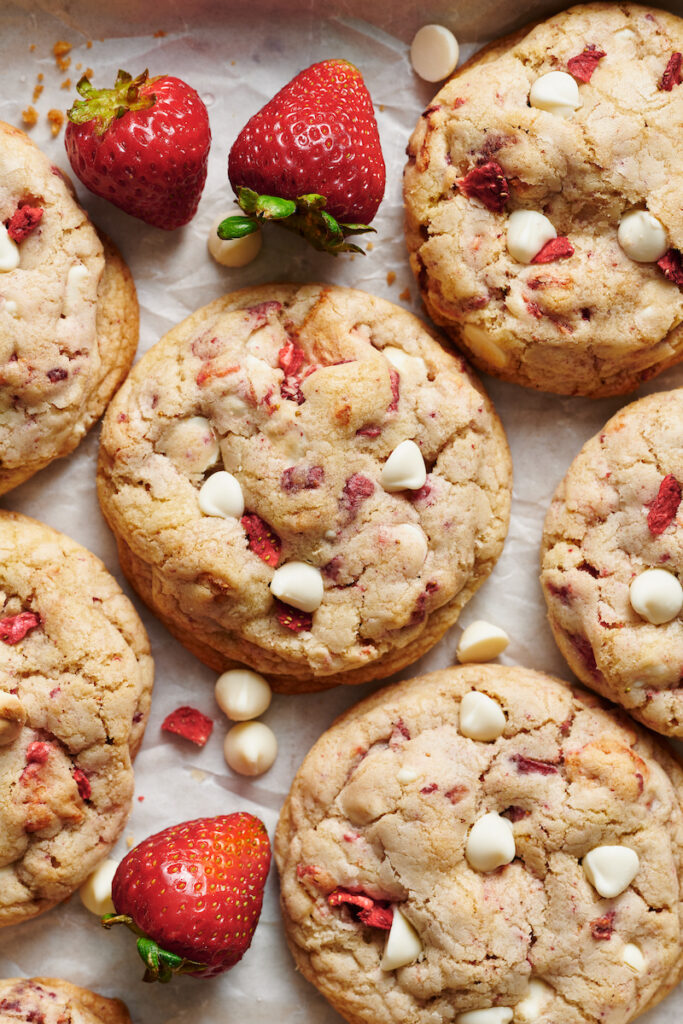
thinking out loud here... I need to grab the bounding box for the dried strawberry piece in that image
[569,633,599,676]
[247,300,282,326]
[280,377,305,404]
[241,513,281,566]
[590,911,615,940]
[388,368,400,413]
[278,341,306,376]
[0,611,40,645]
[511,753,559,776]
[420,782,438,794]
[274,598,312,632]
[657,248,683,287]
[457,160,510,213]
[340,474,375,519]
[567,45,606,83]
[328,889,394,930]
[26,741,52,764]
[531,237,574,264]
[660,51,682,91]
[503,806,530,822]
[648,474,682,535]
[281,465,324,493]
[357,425,382,438]
[73,768,92,800]
[161,705,214,747]
[6,205,44,243]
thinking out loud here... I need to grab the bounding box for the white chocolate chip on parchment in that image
[459,691,506,741]
[380,440,427,492]
[582,845,640,898]
[224,721,277,776]
[507,210,557,264]
[457,621,509,663]
[466,812,515,873]
[629,568,683,624]
[270,562,324,613]
[410,25,459,83]
[79,858,118,916]
[215,668,272,721]
[380,907,423,970]
[198,471,245,519]
[529,71,581,118]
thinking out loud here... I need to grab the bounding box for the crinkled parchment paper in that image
[1,0,683,1020]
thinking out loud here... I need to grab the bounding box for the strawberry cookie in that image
[0,122,138,495]
[541,388,683,738]
[0,979,130,1024]
[97,283,511,693]
[0,511,153,926]
[276,665,683,1024]
[404,3,683,396]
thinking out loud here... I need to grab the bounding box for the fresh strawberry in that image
[65,69,210,230]
[220,59,385,254]
[104,813,271,981]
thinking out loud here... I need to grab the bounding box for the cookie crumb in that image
[47,109,65,136]
[126,835,135,848]
[61,78,71,90]
[22,106,38,127]
[53,40,71,72]
[386,271,396,286]
[153,29,167,37]
[399,287,411,301]
[86,40,92,49]
[32,83,43,102]
[190,768,206,783]
[29,43,35,52]
[366,241,373,251]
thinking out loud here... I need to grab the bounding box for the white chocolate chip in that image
[622,943,646,974]
[397,767,419,784]
[456,1009,513,1024]
[514,980,553,1022]
[208,213,262,267]
[387,524,429,574]
[507,210,557,264]
[618,210,668,263]
[63,262,90,316]
[79,858,118,916]
[583,845,640,898]
[0,224,20,272]
[215,668,272,721]
[3,299,18,316]
[457,621,509,664]
[459,691,506,742]
[629,568,683,625]
[198,471,245,519]
[0,692,26,746]
[462,324,508,369]
[160,416,220,476]
[270,561,324,613]
[381,907,423,970]
[223,721,277,776]
[383,346,427,377]
[529,71,581,118]
[466,812,515,873]
[380,440,427,492]
[410,25,459,83]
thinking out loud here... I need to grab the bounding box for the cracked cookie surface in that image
[97,283,511,693]
[275,665,683,1024]
[404,2,683,396]
[0,511,153,926]
[0,978,130,1024]
[541,388,683,738]
[0,122,139,495]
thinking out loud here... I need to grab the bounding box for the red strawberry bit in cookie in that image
[648,474,682,535]
[569,633,600,676]
[6,205,44,243]
[73,768,92,800]
[47,368,68,383]
[274,598,312,632]
[248,300,282,326]
[162,705,214,747]
[657,248,683,286]
[531,237,574,264]
[503,805,530,822]
[456,161,510,213]
[0,611,40,645]
[511,753,559,775]
[409,480,434,506]
[659,52,682,91]
[340,474,375,519]
[590,911,615,940]
[241,513,281,566]
[567,45,606,83]
[420,782,438,794]
[196,362,239,387]
[278,341,306,376]
[388,368,400,412]
[356,425,382,438]
[281,465,324,493]
[445,785,468,804]
[26,741,53,764]
[546,581,573,605]
[328,888,394,930]
[280,377,305,404]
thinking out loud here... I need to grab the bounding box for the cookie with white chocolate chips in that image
[541,387,683,738]
[97,283,511,693]
[0,511,153,926]
[0,122,138,494]
[404,3,683,396]
[276,664,683,1024]
[0,978,131,1024]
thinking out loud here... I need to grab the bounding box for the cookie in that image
[0,122,139,495]
[404,3,683,396]
[275,664,683,1024]
[0,511,153,926]
[97,283,512,693]
[541,388,683,738]
[0,978,130,1024]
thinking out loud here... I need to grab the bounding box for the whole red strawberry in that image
[65,69,210,230]
[220,59,385,254]
[104,813,271,982]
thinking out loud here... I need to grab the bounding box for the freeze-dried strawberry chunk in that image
[657,248,683,287]
[0,611,40,644]
[340,474,375,518]
[6,205,44,243]
[281,465,324,493]
[567,45,606,83]
[511,753,559,776]
[328,889,394,930]
[278,341,306,376]
[161,705,214,747]
[247,300,282,326]
[590,911,615,940]
[280,377,305,404]
[274,598,312,632]
[647,474,681,535]
[26,741,52,764]
[241,513,281,566]
[457,161,510,213]
[73,768,92,800]
[660,51,682,91]
[531,237,574,264]
[357,425,382,438]
[388,368,400,413]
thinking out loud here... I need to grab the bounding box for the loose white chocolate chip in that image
[160,416,220,476]
[457,621,510,664]
[380,440,427,492]
[456,1009,513,1024]
[622,943,646,974]
[529,70,581,118]
[0,224,20,272]
[466,812,515,873]
[0,692,26,746]
[507,210,557,264]
[617,210,668,263]
[514,980,553,1022]
[208,213,262,267]
[215,668,272,721]
[397,766,419,784]
[383,346,427,377]
[381,907,423,970]
[223,721,277,776]
[270,561,324,613]
[198,471,245,519]
[410,25,459,83]
[459,691,506,742]
[583,845,640,898]
[79,858,118,916]
[629,568,683,625]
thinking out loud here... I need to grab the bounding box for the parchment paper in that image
[1,1,682,1021]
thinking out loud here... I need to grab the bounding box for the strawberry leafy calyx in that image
[67,69,158,136]
[102,913,206,983]
[217,186,375,255]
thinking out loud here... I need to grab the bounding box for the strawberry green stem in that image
[102,913,206,983]
[67,69,157,135]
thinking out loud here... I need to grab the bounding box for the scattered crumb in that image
[231,60,235,66]
[379,104,385,112]
[190,768,207,783]
[366,241,374,251]
[126,834,135,848]
[386,271,397,286]
[47,108,65,136]
[21,106,38,127]
[153,29,167,37]
[76,62,82,70]
[37,73,44,82]
[85,67,94,78]
[32,83,43,102]
[61,78,71,89]
[53,40,71,72]
[29,43,35,52]
[137,795,144,802]
[399,287,411,301]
